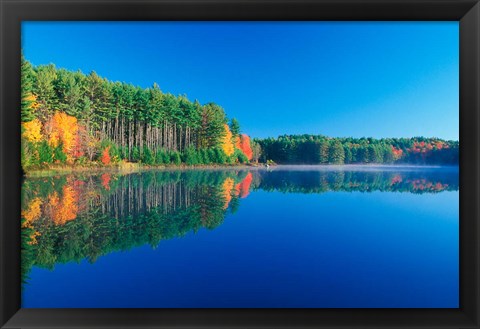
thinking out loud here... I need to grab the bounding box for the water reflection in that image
[21,167,458,284]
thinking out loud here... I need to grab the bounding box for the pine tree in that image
[21,56,37,122]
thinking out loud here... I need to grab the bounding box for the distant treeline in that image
[21,57,258,172]
[256,135,459,165]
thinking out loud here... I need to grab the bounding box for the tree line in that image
[20,57,257,171]
[21,56,459,171]
[256,135,459,165]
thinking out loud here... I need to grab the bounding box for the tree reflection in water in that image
[21,167,458,284]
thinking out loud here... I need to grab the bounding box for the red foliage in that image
[390,174,402,185]
[101,173,111,191]
[235,172,253,198]
[101,147,111,165]
[391,146,403,160]
[72,125,86,158]
[236,134,253,160]
[436,142,443,150]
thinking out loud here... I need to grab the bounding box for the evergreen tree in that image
[229,118,241,138]
[21,56,36,122]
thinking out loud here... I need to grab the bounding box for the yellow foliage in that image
[221,124,235,157]
[22,197,43,225]
[222,177,235,209]
[22,119,43,143]
[46,185,78,225]
[46,112,79,162]
[28,231,42,245]
[24,93,39,109]
[22,197,43,245]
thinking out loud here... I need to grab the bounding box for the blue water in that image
[21,167,459,308]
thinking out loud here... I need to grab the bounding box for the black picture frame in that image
[1,0,479,328]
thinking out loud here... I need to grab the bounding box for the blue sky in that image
[22,22,459,140]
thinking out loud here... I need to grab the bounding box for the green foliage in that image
[198,103,227,149]
[21,139,37,169]
[257,135,459,165]
[37,141,54,164]
[154,150,169,165]
[229,118,241,139]
[21,60,252,170]
[53,144,67,163]
[329,141,345,164]
[170,151,181,165]
[21,56,36,122]
[234,149,249,164]
[76,156,88,165]
[212,147,227,164]
[142,147,155,165]
[183,147,200,165]
[207,148,217,164]
[132,147,140,162]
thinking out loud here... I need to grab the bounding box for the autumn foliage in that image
[391,146,403,161]
[22,119,43,143]
[235,172,253,198]
[101,173,111,190]
[221,124,235,157]
[221,177,235,209]
[101,147,111,165]
[44,185,79,225]
[45,112,79,162]
[235,134,253,160]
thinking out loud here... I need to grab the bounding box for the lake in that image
[21,165,459,308]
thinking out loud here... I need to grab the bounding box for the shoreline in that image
[23,163,259,178]
[24,162,459,178]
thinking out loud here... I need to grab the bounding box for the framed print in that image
[1,0,479,328]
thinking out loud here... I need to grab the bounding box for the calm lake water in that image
[21,165,459,308]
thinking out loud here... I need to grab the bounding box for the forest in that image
[21,57,259,173]
[21,57,459,172]
[256,135,459,165]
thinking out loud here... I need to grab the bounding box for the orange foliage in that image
[222,177,235,209]
[45,112,79,162]
[101,147,111,165]
[22,197,43,224]
[45,185,79,225]
[21,197,43,245]
[391,146,403,161]
[235,172,253,198]
[22,118,43,143]
[221,124,235,157]
[101,173,111,190]
[235,134,253,160]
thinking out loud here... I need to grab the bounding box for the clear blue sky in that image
[22,22,459,140]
